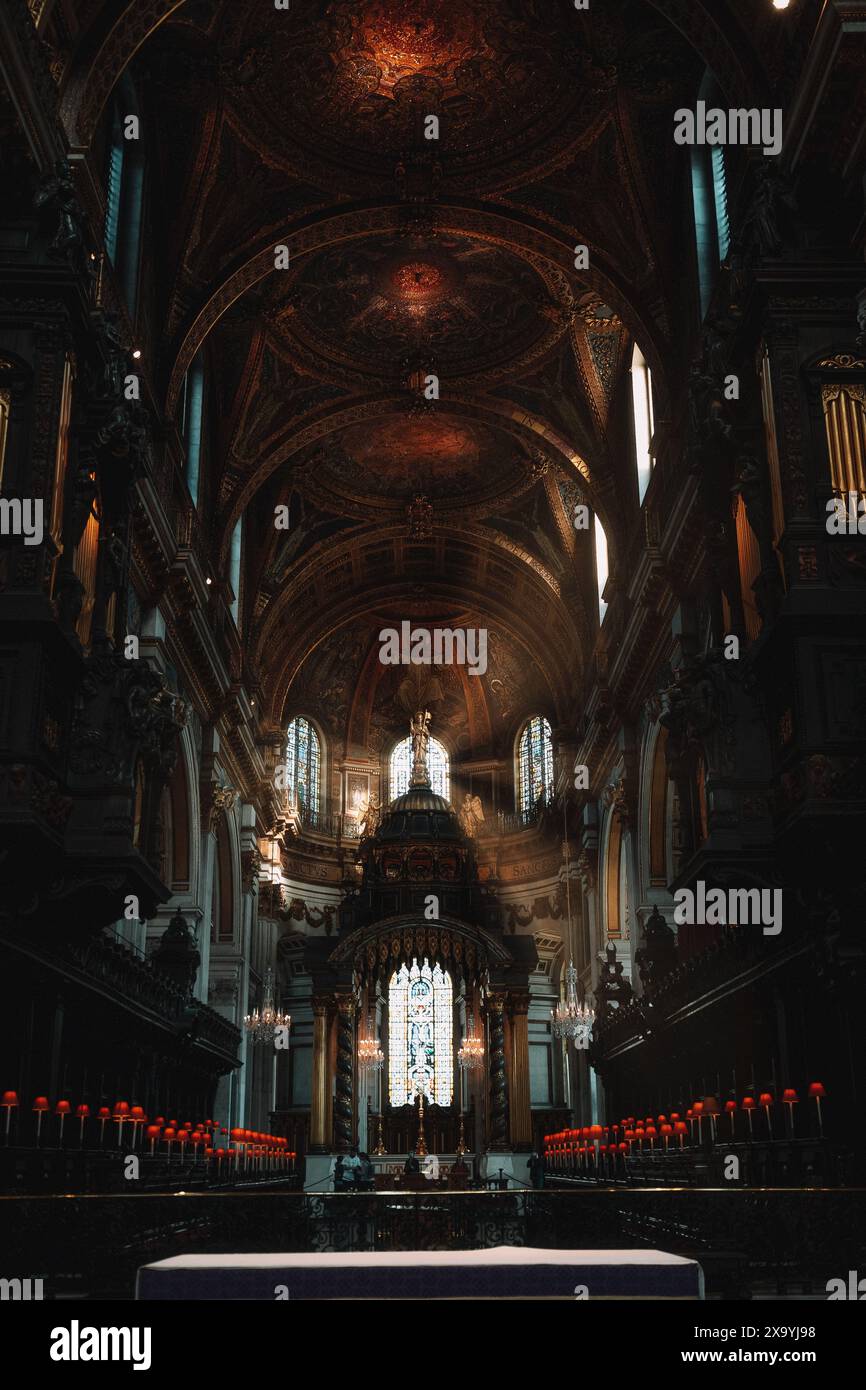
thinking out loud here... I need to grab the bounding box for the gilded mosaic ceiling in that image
[271,234,563,386]
[57,0,769,739]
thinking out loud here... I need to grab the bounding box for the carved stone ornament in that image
[204,782,237,834]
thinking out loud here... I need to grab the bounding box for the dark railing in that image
[295,800,550,842]
[57,933,240,1061]
[592,920,805,1058]
[297,806,360,838]
[2,1189,863,1300]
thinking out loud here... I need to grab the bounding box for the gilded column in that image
[508,993,532,1150]
[333,996,355,1152]
[487,995,508,1149]
[310,997,331,1151]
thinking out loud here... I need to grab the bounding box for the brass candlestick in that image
[456,1111,467,1157]
[414,1088,428,1157]
[373,1114,386,1156]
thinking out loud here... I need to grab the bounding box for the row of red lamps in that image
[544,1083,827,1166]
[1,1094,295,1171]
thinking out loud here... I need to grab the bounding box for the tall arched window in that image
[517,716,554,813]
[594,513,609,624]
[180,351,204,506]
[690,71,730,319]
[388,959,453,1107]
[631,342,655,504]
[104,75,144,315]
[286,717,321,813]
[389,736,450,802]
[229,516,243,626]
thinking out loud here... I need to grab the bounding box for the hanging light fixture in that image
[555,798,595,1044]
[457,1011,485,1072]
[357,1009,384,1072]
[552,961,595,1042]
[243,967,291,1045]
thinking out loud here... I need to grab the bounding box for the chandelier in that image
[552,961,595,1043]
[357,1010,384,1072]
[457,1015,485,1072]
[243,968,291,1045]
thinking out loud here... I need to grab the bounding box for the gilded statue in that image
[410,709,432,781]
[459,793,485,838]
[359,792,381,838]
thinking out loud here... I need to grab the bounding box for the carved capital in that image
[202,781,237,834]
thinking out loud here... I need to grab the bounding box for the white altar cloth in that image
[136,1246,704,1300]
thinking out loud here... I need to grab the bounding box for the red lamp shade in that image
[741,1096,756,1110]
[671,1112,681,1121]
[645,1125,658,1138]
[130,1106,145,1121]
[725,1100,737,1113]
[808,1082,826,1099]
[33,1096,49,1112]
[2,1092,19,1107]
[113,1101,129,1117]
[154,1116,165,1126]
[590,1125,603,1138]
[782,1088,798,1103]
[163,1127,176,1140]
[97,1106,111,1120]
[145,1125,160,1139]
[693,1101,704,1114]
[55,1100,71,1116]
[661,1124,673,1136]
[76,1104,90,1119]
[618,1143,628,1152]
[674,1121,688,1133]
[758,1092,773,1107]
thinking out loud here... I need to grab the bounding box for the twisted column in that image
[488,996,508,1149]
[333,998,355,1152]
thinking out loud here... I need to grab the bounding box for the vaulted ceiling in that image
[51,0,798,759]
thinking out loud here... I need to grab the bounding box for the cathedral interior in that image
[1,0,866,1317]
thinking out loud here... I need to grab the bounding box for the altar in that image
[136,1247,705,1300]
[369,1154,475,1188]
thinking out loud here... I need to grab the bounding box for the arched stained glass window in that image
[286,716,320,813]
[389,735,450,802]
[388,959,453,1107]
[517,716,554,813]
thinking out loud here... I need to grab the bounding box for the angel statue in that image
[459,793,485,839]
[359,792,381,839]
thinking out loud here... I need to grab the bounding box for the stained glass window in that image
[388,958,453,1107]
[389,735,450,802]
[286,716,321,813]
[517,716,554,814]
